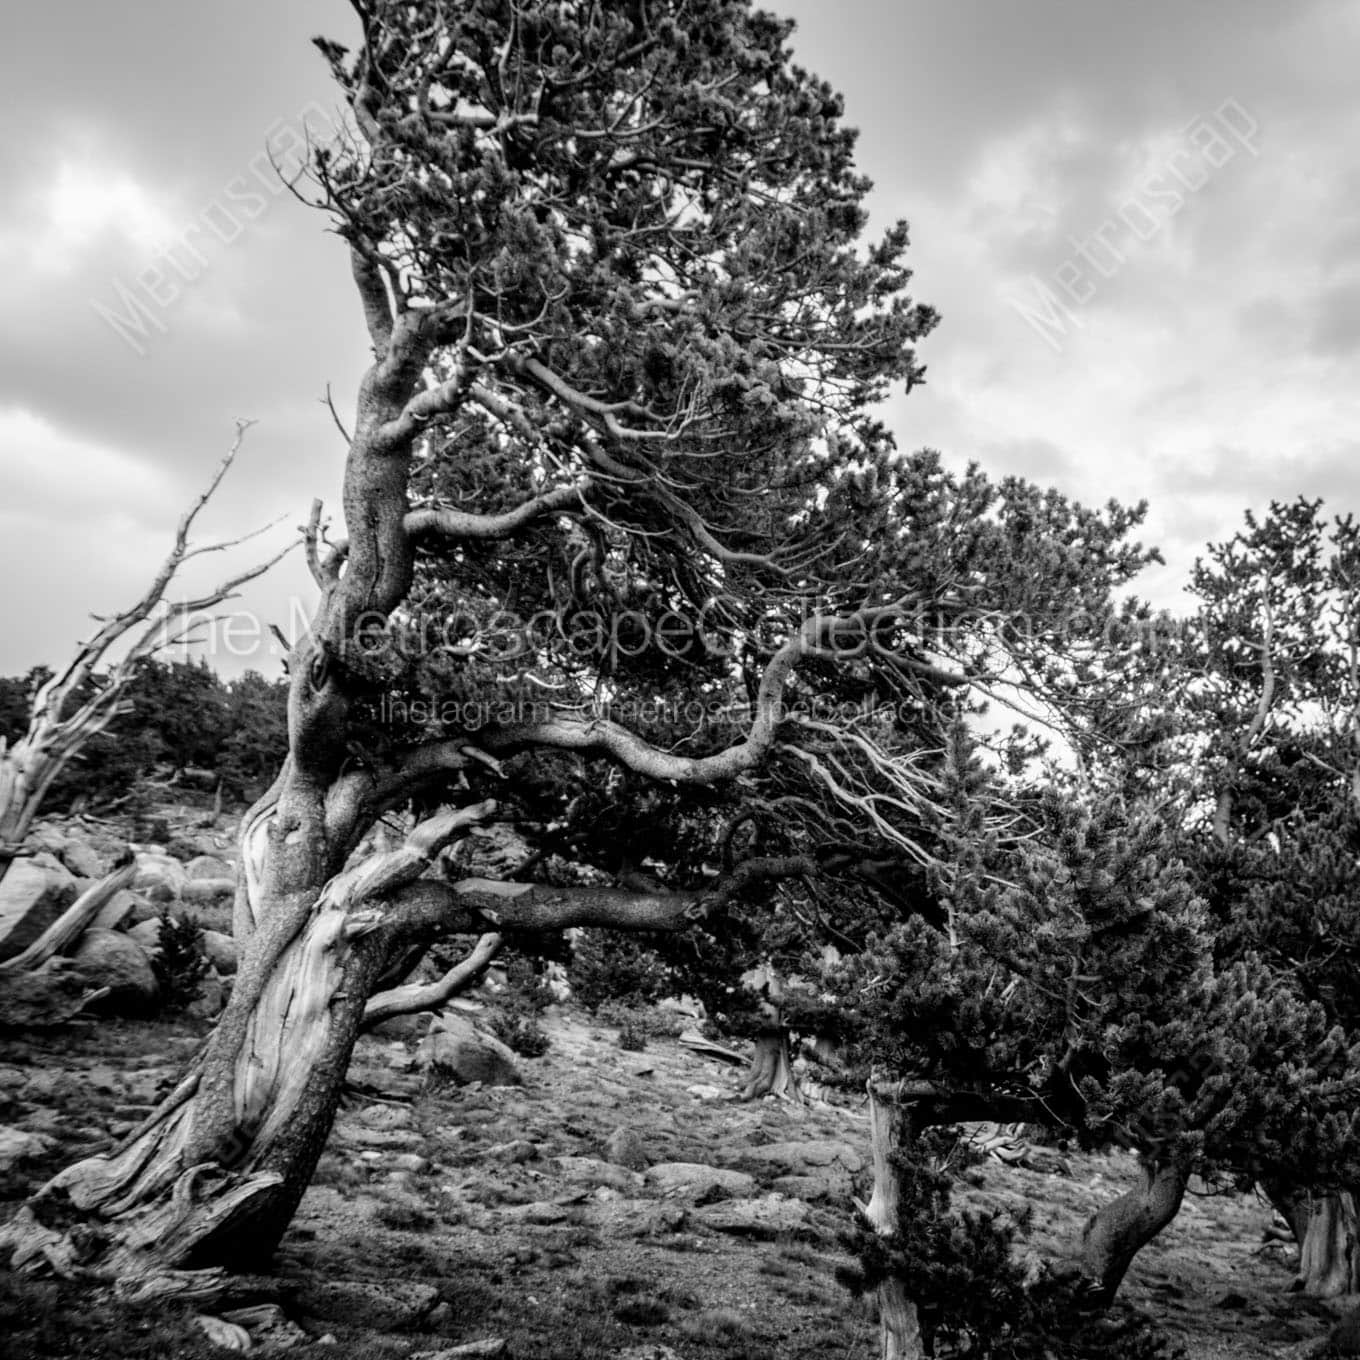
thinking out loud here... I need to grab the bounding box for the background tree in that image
[0,424,286,871]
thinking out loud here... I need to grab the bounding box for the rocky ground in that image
[0,999,1351,1360]
[0,805,1353,1358]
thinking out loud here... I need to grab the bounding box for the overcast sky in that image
[2,1,1357,677]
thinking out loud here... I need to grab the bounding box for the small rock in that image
[644,1163,756,1203]
[0,1125,57,1172]
[614,1346,690,1360]
[182,877,236,906]
[58,839,106,880]
[391,1154,431,1174]
[498,1200,571,1225]
[733,1139,864,1177]
[485,1139,539,1163]
[604,1127,649,1171]
[354,1103,413,1131]
[685,1084,725,1101]
[0,1067,28,1092]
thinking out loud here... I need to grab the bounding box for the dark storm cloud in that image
[2,0,1359,669]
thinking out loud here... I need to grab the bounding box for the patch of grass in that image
[0,1270,221,1359]
[678,1306,759,1347]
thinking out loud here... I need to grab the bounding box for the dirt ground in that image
[0,1005,1350,1359]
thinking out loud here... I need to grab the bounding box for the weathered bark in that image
[1294,1192,1360,1297]
[1077,1158,1186,1305]
[864,1084,925,1360]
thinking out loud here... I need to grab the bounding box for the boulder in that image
[127,918,163,955]
[188,970,229,1020]
[603,1126,650,1171]
[201,929,237,975]
[181,877,235,906]
[0,1126,57,1173]
[132,853,186,903]
[72,929,159,1015]
[0,957,91,1028]
[556,1156,643,1192]
[90,888,146,932]
[0,856,78,961]
[644,1162,756,1203]
[731,1139,863,1178]
[295,1279,440,1331]
[185,854,234,881]
[58,838,105,880]
[693,1194,812,1240]
[417,1014,521,1087]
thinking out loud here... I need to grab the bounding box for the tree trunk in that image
[864,1084,924,1360]
[1077,1158,1186,1305]
[0,741,58,875]
[1294,1192,1360,1297]
[741,1026,801,1102]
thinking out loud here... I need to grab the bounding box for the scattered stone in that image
[201,929,237,975]
[644,1163,756,1203]
[771,1174,844,1204]
[185,854,234,881]
[604,1127,649,1171]
[0,856,78,960]
[614,1346,689,1360]
[354,1103,413,1132]
[188,971,228,1020]
[0,1125,57,1172]
[295,1279,440,1331]
[418,1014,522,1087]
[391,1154,431,1174]
[498,1200,571,1225]
[586,1200,687,1238]
[693,1194,812,1240]
[731,1139,863,1177]
[127,918,163,955]
[72,929,159,1015]
[485,1138,539,1163]
[685,1084,725,1101]
[0,1067,26,1092]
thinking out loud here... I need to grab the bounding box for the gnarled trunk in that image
[865,1083,924,1360]
[1077,1158,1186,1305]
[0,740,61,874]
[1294,1192,1360,1297]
